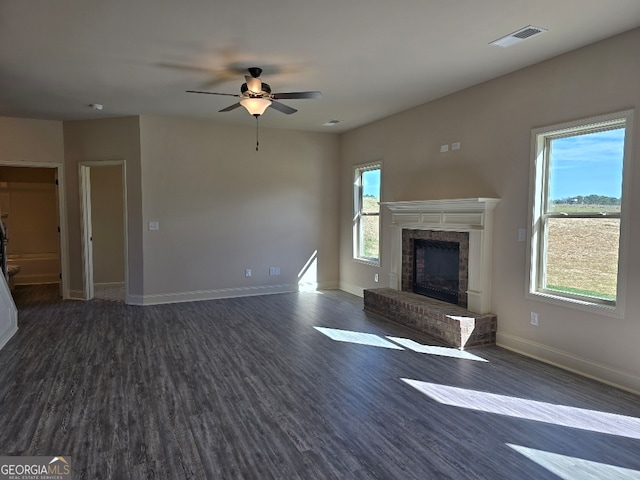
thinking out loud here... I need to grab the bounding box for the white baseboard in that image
[497,332,640,396]
[74,281,339,306]
[127,283,301,306]
[299,280,339,292]
[68,289,85,300]
[15,274,60,285]
[339,282,365,298]
[95,282,125,288]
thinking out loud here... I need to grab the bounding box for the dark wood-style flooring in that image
[1,285,640,479]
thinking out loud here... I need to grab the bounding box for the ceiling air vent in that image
[490,25,548,48]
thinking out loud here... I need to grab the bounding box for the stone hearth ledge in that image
[364,288,497,349]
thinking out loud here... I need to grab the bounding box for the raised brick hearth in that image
[364,288,497,349]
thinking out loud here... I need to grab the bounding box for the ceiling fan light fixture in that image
[240,97,272,116]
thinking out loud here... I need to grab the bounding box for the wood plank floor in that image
[1,285,640,479]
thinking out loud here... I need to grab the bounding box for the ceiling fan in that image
[186,67,322,117]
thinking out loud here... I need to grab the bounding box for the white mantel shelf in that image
[382,198,500,231]
[382,198,500,314]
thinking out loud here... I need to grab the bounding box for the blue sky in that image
[550,128,624,200]
[362,169,381,197]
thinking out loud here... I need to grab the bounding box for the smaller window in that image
[353,163,381,264]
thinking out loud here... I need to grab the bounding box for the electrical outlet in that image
[531,312,539,326]
[374,273,379,282]
[245,269,252,277]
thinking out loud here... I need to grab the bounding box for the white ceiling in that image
[1,0,640,133]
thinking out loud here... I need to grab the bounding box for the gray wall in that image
[63,116,143,298]
[138,115,341,301]
[339,28,640,392]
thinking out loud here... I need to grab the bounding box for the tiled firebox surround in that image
[364,199,500,348]
[402,229,469,309]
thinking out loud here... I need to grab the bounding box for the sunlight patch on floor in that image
[314,327,404,349]
[508,444,640,480]
[402,379,640,440]
[387,337,488,362]
[298,250,318,292]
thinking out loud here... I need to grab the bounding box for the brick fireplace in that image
[363,198,500,348]
[383,198,500,315]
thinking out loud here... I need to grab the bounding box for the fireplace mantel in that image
[382,198,500,314]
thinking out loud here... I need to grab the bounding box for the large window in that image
[528,110,633,315]
[353,163,381,264]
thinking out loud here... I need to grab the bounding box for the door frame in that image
[0,161,69,299]
[79,160,129,301]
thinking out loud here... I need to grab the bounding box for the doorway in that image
[0,162,68,300]
[79,161,128,302]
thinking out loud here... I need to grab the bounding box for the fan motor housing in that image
[241,82,271,96]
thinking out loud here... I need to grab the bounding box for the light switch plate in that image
[148,221,159,231]
[518,228,526,242]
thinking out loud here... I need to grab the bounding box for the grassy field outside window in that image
[529,110,632,312]
[354,164,380,263]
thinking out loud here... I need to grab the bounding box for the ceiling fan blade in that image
[157,62,236,86]
[269,100,297,115]
[157,62,220,74]
[186,90,240,97]
[219,103,242,112]
[245,75,262,93]
[271,91,322,100]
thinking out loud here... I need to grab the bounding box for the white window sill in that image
[353,257,380,267]
[526,290,624,319]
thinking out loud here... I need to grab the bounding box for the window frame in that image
[353,162,381,265]
[526,110,634,318]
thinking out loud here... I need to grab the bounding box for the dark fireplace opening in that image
[413,239,460,305]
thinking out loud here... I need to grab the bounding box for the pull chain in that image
[254,114,260,151]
